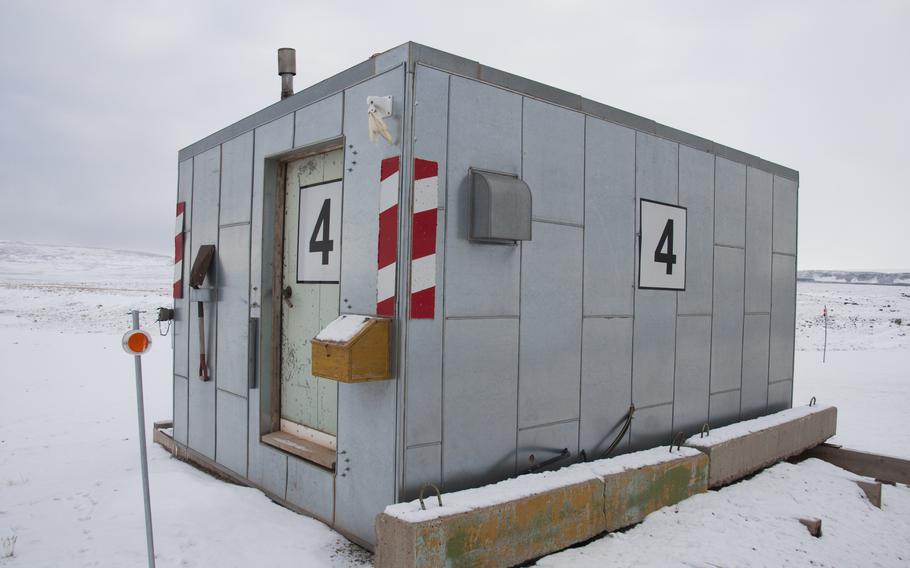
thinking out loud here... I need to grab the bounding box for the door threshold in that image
[262,431,336,471]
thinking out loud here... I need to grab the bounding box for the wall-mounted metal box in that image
[470,170,532,243]
[169,41,799,550]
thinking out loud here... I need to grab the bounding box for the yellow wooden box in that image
[311,316,391,383]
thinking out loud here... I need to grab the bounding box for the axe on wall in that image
[189,244,216,381]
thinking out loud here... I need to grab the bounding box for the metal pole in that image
[131,310,156,568]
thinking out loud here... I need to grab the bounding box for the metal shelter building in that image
[169,42,799,548]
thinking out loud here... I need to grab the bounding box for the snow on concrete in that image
[386,446,703,523]
[537,458,910,567]
[385,464,598,523]
[586,446,702,477]
[315,315,371,343]
[684,405,833,448]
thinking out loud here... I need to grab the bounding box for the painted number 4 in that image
[638,199,686,290]
[309,199,334,265]
[654,219,676,275]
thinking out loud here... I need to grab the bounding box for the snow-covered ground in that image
[1,241,908,567]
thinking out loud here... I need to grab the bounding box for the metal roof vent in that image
[470,169,532,244]
[278,48,296,100]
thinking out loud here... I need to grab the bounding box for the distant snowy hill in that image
[798,269,910,286]
[0,240,170,333]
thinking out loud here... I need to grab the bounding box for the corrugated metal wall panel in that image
[521,97,585,225]
[173,157,193,444]
[215,224,251,396]
[250,115,294,318]
[219,131,254,226]
[768,379,793,412]
[710,246,745,394]
[442,318,519,492]
[516,420,579,474]
[293,92,343,149]
[286,455,334,524]
[741,313,771,418]
[583,118,635,317]
[402,444,442,502]
[404,66,449,448]
[772,176,798,255]
[714,157,746,248]
[443,76,522,317]
[173,376,189,444]
[188,145,221,459]
[678,146,715,315]
[334,67,405,546]
[579,317,633,456]
[745,167,773,312]
[632,133,678,410]
[630,403,673,451]
[770,253,797,383]
[672,315,711,434]
[518,221,583,428]
[215,389,248,476]
[709,389,741,427]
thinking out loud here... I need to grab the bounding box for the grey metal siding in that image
[286,456,334,524]
[249,115,294,317]
[741,313,771,418]
[188,145,221,459]
[709,389,741,427]
[521,97,585,225]
[173,158,192,445]
[583,118,635,317]
[219,131,254,226]
[672,315,711,433]
[333,68,405,546]
[579,317,633,456]
[518,221,584,428]
[678,146,715,315]
[215,224,251,397]
[745,167,773,312]
[714,157,746,248]
[770,253,797,383]
[215,389,248,476]
[632,133,678,412]
[442,318,519,492]
[443,76,522,317]
[404,66,449,449]
[293,92,343,149]
[773,176,798,255]
[710,246,745,395]
[517,420,580,474]
[403,444,442,502]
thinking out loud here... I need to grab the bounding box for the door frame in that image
[258,137,346,446]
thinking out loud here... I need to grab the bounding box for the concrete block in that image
[589,447,709,532]
[799,517,822,537]
[855,480,882,509]
[685,405,837,488]
[376,474,603,568]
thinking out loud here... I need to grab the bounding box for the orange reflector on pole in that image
[122,329,152,355]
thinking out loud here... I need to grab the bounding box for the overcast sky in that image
[1,1,907,270]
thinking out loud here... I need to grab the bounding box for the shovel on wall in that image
[189,244,216,381]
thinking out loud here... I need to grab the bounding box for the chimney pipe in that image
[278,48,296,100]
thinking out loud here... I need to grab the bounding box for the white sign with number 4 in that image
[639,199,687,290]
[297,180,343,283]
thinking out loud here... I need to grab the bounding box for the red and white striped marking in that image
[377,156,400,316]
[174,201,185,299]
[410,159,438,319]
